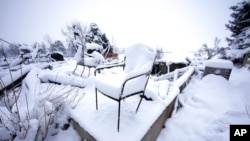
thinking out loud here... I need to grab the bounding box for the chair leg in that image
[136,93,144,113]
[95,88,98,110]
[118,100,121,132]
[73,65,78,74]
[81,66,85,76]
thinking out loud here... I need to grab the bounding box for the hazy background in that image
[0,0,239,51]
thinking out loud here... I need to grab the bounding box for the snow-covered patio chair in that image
[94,43,156,132]
[73,49,104,77]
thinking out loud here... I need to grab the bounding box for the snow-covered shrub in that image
[0,61,83,140]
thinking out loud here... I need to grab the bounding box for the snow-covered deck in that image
[70,66,194,141]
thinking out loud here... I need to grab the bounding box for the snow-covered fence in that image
[173,66,195,92]
[0,63,53,95]
[0,65,32,95]
[156,66,193,85]
[152,61,189,75]
[142,66,194,141]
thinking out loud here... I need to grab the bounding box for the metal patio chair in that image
[94,43,156,132]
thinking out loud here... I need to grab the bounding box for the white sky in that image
[0,0,239,51]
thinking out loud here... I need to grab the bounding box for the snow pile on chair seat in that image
[90,51,105,65]
[94,63,150,100]
[86,43,103,50]
[94,43,156,100]
[77,51,104,67]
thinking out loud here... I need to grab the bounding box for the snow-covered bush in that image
[0,62,83,140]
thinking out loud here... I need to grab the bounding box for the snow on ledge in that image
[205,59,233,69]
[86,43,103,50]
[37,71,87,88]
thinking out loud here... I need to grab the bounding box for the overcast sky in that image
[0,0,239,51]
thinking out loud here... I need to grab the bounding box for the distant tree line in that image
[1,21,113,60]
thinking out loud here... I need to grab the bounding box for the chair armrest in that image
[94,63,125,76]
[121,70,151,96]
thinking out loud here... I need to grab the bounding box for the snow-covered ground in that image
[157,65,250,141]
[1,56,250,141]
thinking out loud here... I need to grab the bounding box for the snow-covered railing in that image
[38,71,87,88]
[0,63,52,96]
[155,66,192,81]
[173,66,195,91]
[141,66,195,141]
[0,65,32,95]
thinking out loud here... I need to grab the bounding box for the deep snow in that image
[1,55,250,141]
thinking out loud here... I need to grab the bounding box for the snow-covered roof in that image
[205,59,233,69]
[159,52,193,65]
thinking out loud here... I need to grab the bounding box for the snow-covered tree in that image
[226,0,250,49]
[224,0,250,63]
[40,42,47,54]
[62,21,87,54]
[196,37,224,60]
[86,23,112,53]
[156,47,164,60]
[65,40,77,57]
[50,40,66,54]
[0,43,20,58]
[0,43,5,58]
[8,44,20,57]
[62,21,113,57]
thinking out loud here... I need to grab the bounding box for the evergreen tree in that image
[62,22,113,57]
[226,0,250,49]
[86,23,112,53]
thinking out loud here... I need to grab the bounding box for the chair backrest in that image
[124,43,156,73]
[121,44,156,98]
